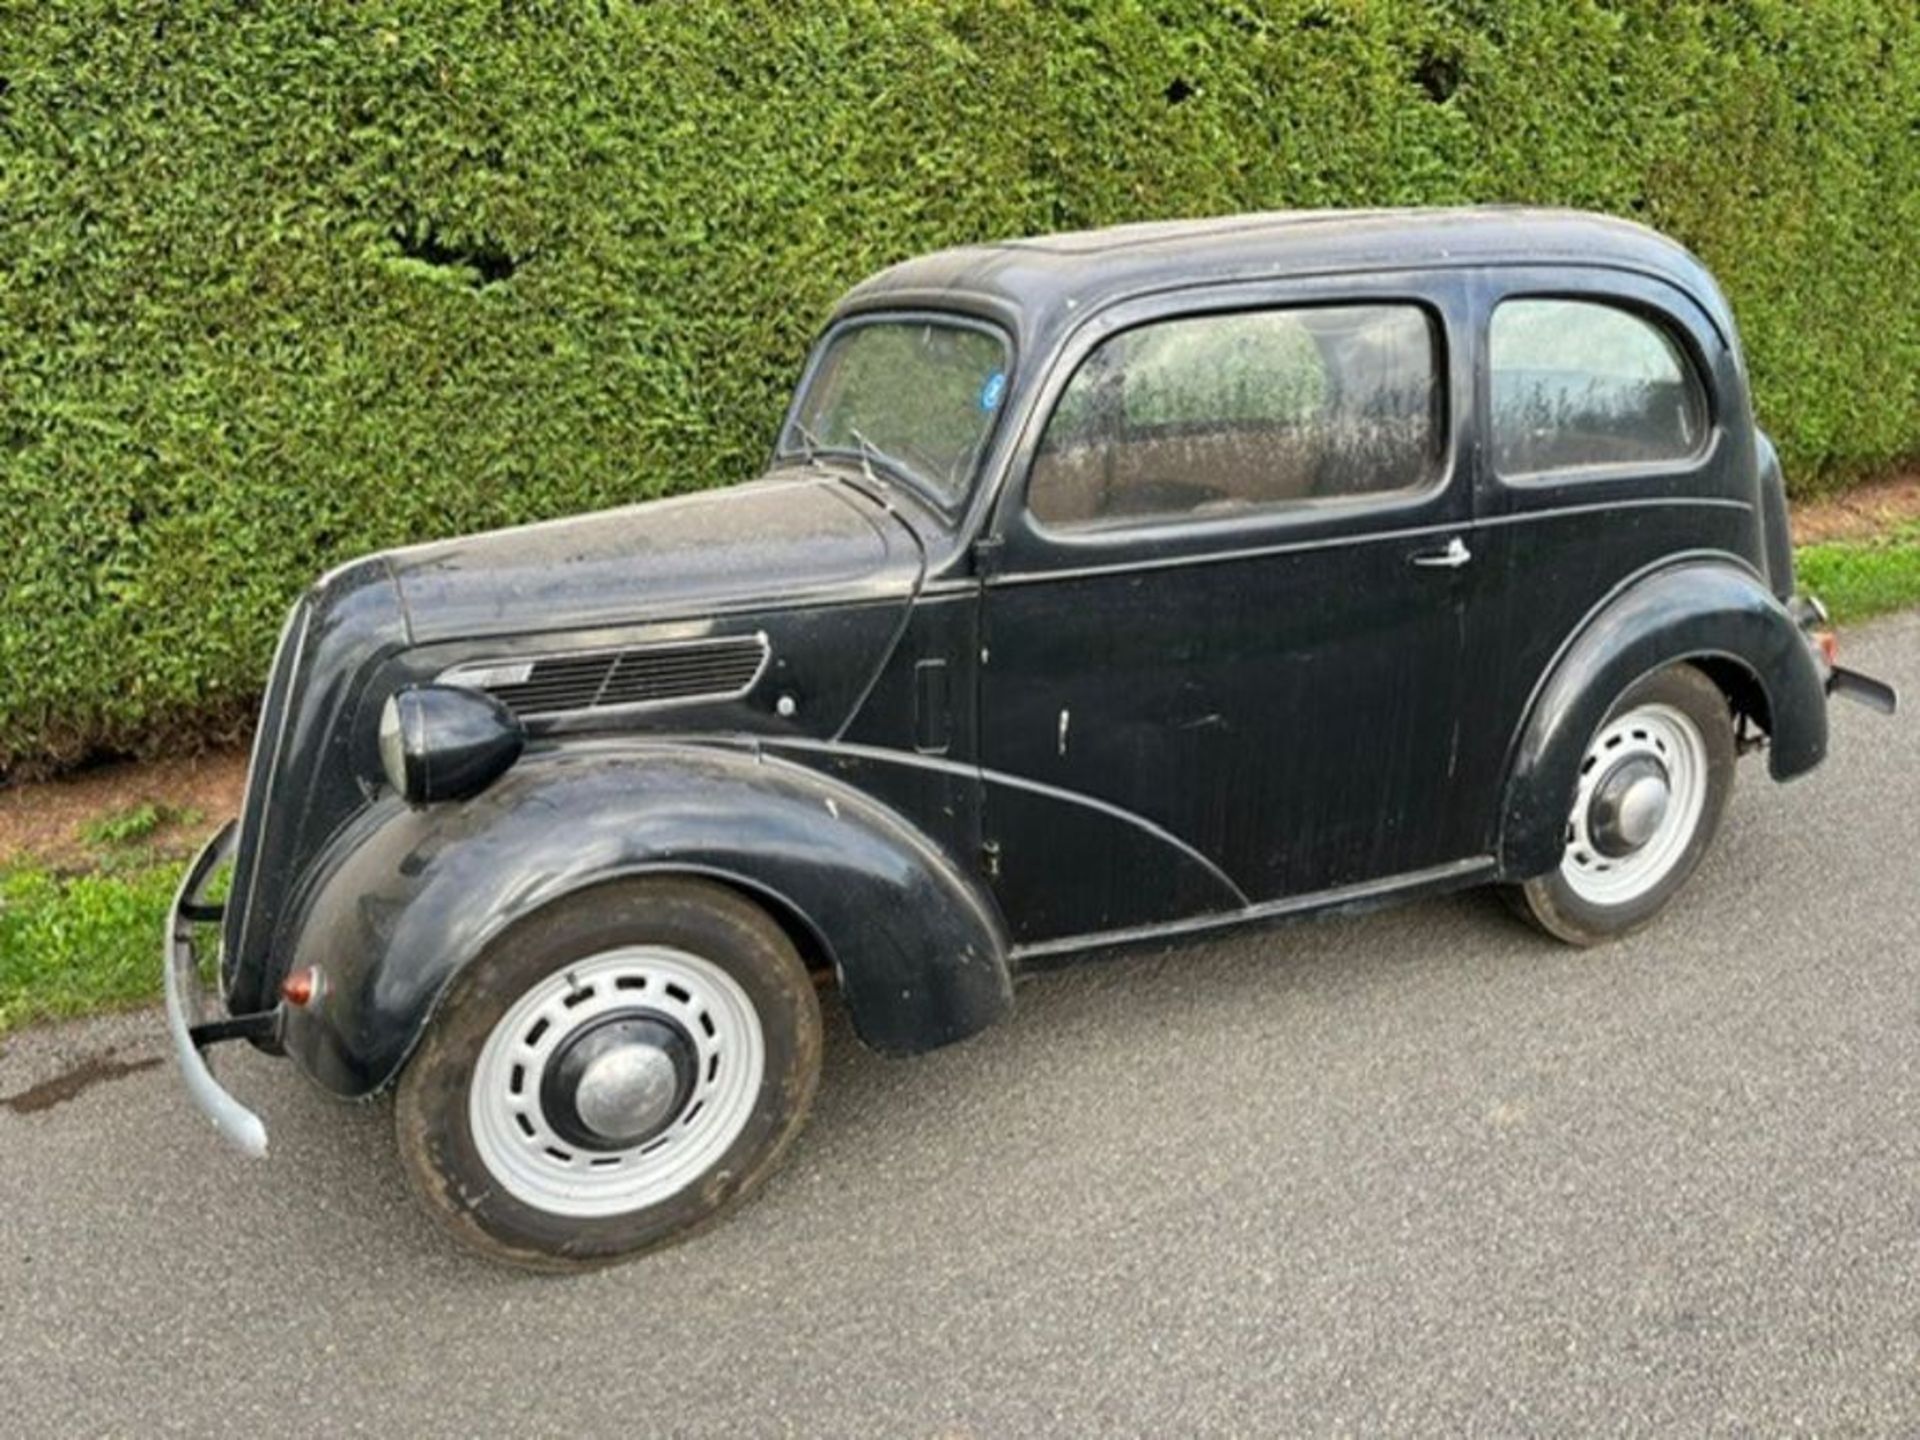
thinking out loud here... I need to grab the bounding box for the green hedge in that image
[4,0,1917,772]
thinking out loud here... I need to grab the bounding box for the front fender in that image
[278,741,1011,1096]
[1498,559,1827,879]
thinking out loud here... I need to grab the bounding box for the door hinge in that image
[981,839,1002,879]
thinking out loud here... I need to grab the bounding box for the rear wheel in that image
[395,878,821,1271]
[1513,664,1736,946]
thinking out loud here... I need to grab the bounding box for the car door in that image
[976,274,1483,946]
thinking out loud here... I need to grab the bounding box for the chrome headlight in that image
[378,685,525,805]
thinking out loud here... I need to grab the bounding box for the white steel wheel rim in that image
[1560,701,1709,907]
[469,946,766,1219]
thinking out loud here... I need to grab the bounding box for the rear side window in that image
[1027,303,1440,530]
[1489,299,1708,477]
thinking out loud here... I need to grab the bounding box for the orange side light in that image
[280,966,322,1008]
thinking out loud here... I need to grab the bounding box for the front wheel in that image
[395,878,822,1271]
[1513,663,1736,946]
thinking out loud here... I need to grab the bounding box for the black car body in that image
[167,208,1893,1266]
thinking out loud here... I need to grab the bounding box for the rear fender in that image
[1498,559,1826,879]
[277,741,1011,1096]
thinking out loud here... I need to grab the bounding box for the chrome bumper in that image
[163,820,272,1158]
[1828,665,1897,714]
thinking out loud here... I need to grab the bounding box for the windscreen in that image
[783,317,1010,510]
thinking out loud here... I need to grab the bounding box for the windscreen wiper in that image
[848,426,915,489]
[846,427,881,484]
[789,420,825,465]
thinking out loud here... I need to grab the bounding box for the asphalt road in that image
[3,612,1917,1437]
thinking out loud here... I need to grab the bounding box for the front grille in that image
[442,634,769,719]
[222,596,311,983]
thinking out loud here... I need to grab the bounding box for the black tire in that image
[395,877,822,1272]
[1512,663,1736,947]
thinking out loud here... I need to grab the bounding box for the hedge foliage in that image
[4,0,1917,771]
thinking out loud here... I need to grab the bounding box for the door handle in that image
[1409,536,1471,570]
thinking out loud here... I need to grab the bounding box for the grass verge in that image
[1,864,185,1034]
[1796,523,1920,624]
[2,537,1916,1039]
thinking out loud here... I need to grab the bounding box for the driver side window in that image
[1027,303,1440,530]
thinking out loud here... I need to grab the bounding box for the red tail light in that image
[1814,630,1839,667]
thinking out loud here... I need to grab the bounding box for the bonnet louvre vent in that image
[443,634,768,719]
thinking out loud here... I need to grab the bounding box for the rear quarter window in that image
[1490,299,1709,478]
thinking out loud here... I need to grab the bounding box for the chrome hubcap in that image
[1561,702,1708,907]
[1587,755,1672,857]
[577,1044,681,1141]
[542,1011,698,1151]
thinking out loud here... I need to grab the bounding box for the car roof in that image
[833,206,1730,345]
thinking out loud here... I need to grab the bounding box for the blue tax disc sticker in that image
[979,371,1006,412]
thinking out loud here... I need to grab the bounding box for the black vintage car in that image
[167,208,1893,1268]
